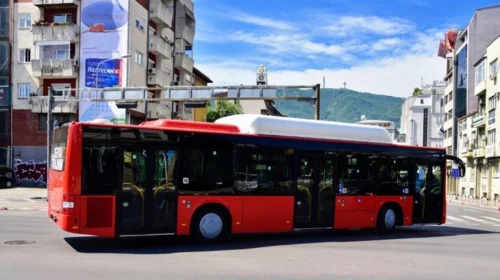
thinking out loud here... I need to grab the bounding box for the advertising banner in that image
[78,0,129,123]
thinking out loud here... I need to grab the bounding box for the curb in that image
[448,199,500,211]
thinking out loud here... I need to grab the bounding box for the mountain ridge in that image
[273,88,405,127]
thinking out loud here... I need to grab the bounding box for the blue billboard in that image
[85,58,123,88]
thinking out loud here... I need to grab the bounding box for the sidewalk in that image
[0,187,48,211]
[446,194,500,211]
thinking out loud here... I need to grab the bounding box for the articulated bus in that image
[48,114,465,241]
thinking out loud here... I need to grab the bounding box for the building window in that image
[136,14,145,31]
[53,14,72,23]
[38,114,47,131]
[491,59,498,76]
[475,61,486,85]
[0,109,8,143]
[488,129,496,145]
[489,96,497,111]
[19,13,31,28]
[134,51,143,66]
[54,49,69,59]
[18,83,30,99]
[19,48,31,63]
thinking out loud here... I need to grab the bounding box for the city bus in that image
[48,114,465,242]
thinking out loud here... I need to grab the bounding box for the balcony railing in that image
[472,113,486,127]
[148,68,170,86]
[33,0,78,6]
[30,95,78,114]
[475,80,487,96]
[174,53,194,72]
[179,0,194,14]
[149,35,172,58]
[129,101,170,119]
[182,26,194,45]
[473,147,485,158]
[150,0,174,27]
[32,24,79,42]
[31,59,78,77]
[486,144,496,158]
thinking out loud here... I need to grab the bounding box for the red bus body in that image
[48,117,463,239]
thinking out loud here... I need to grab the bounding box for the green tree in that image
[412,88,423,96]
[206,100,243,122]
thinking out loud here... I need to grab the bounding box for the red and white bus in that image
[48,114,465,241]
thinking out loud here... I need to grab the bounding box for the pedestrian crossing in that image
[445,215,500,227]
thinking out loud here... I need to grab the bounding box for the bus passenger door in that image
[118,148,147,235]
[117,148,178,235]
[150,149,178,234]
[412,162,443,224]
[294,156,335,229]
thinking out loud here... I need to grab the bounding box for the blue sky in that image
[193,0,500,97]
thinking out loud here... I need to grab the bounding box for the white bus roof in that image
[215,114,395,145]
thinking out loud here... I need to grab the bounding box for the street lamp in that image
[93,54,131,119]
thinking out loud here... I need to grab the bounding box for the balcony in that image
[174,53,194,72]
[32,59,78,78]
[149,34,172,58]
[33,0,78,6]
[472,113,486,127]
[486,144,496,158]
[179,0,194,14]
[182,26,195,45]
[148,68,170,86]
[32,24,79,42]
[475,80,487,96]
[29,96,78,114]
[473,147,485,158]
[129,101,170,119]
[150,0,174,27]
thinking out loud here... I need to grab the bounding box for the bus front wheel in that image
[192,207,229,243]
[377,205,398,232]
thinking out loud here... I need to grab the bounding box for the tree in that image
[412,88,423,96]
[206,100,243,122]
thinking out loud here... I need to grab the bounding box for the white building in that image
[356,116,399,140]
[399,81,446,147]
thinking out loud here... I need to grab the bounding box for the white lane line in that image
[464,208,479,212]
[481,216,500,222]
[462,215,495,224]
[446,215,465,222]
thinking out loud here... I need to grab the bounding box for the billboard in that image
[78,0,129,124]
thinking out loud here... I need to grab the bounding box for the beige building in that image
[458,35,500,201]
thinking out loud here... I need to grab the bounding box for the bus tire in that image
[192,207,229,243]
[377,204,398,232]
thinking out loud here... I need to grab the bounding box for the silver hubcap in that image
[384,209,396,229]
[199,213,223,239]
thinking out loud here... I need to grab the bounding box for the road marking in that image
[481,216,500,222]
[461,215,489,223]
[464,208,478,212]
[446,215,465,222]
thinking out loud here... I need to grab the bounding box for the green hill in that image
[273,88,405,127]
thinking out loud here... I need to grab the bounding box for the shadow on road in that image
[64,225,498,255]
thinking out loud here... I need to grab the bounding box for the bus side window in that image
[81,145,121,195]
[337,154,374,195]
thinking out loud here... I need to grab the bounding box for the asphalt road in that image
[1,204,500,280]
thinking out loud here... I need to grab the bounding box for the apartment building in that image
[11,0,196,185]
[356,116,400,141]
[457,35,500,201]
[398,81,445,147]
[439,5,500,194]
[0,0,9,167]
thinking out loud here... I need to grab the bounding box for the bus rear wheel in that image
[377,205,397,232]
[192,207,229,243]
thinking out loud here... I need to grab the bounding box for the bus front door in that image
[294,156,335,229]
[412,161,444,224]
[117,147,178,236]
